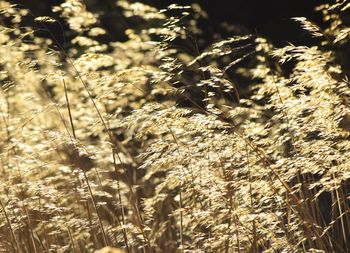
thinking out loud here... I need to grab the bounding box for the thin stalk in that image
[63,79,109,247]
[233,214,241,253]
[225,189,233,253]
[338,186,350,251]
[85,200,98,249]
[106,120,130,253]
[39,198,50,253]
[179,189,184,253]
[0,198,21,253]
[35,231,46,253]
[165,125,186,252]
[115,180,131,253]
[246,146,258,253]
[334,175,347,249]
[24,207,38,253]
[66,224,78,253]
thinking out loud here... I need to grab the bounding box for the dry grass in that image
[0,0,350,252]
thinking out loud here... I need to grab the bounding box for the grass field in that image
[0,1,350,252]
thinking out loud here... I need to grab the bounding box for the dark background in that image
[145,0,327,45]
[11,0,327,46]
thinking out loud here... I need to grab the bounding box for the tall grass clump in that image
[0,0,350,252]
